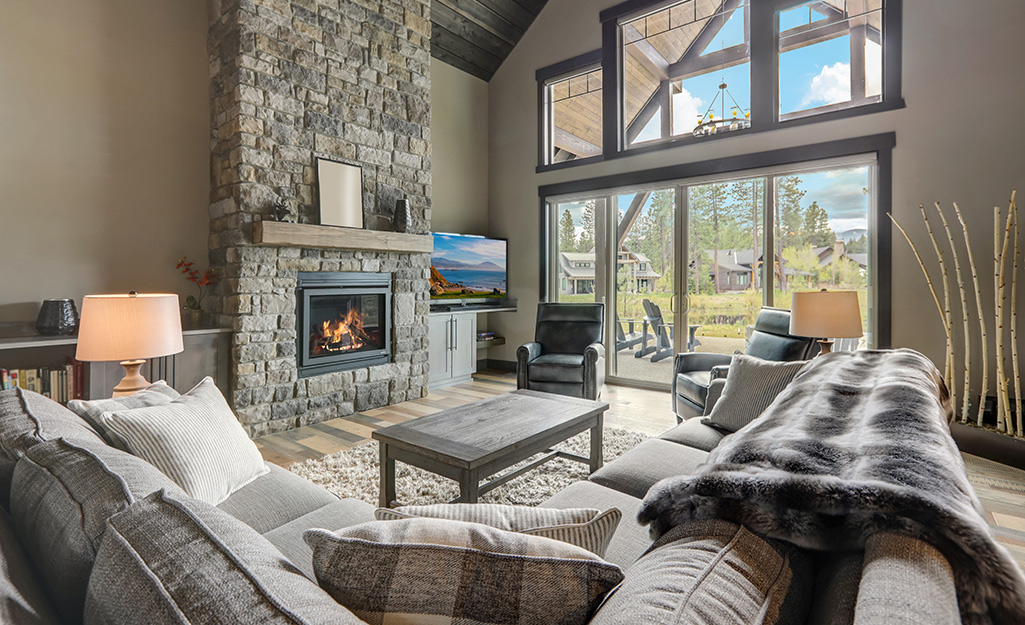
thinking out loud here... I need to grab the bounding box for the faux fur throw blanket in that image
[638,349,1025,625]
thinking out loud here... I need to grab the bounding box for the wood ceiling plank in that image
[431,44,493,81]
[432,25,504,75]
[512,0,549,17]
[433,2,514,60]
[475,0,536,31]
[436,0,524,47]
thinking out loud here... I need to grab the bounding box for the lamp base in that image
[112,360,150,397]
[816,339,835,356]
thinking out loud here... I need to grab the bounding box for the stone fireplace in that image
[206,0,433,437]
[297,271,392,377]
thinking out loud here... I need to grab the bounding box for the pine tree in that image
[558,209,577,253]
[775,176,806,290]
[803,201,833,247]
[577,201,596,252]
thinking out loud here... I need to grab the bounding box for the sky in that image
[631,2,882,143]
[432,234,507,269]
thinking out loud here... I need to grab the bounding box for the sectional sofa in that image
[0,379,959,624]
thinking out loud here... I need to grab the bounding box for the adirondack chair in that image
[615,316,650,352]
[634,299,675,363]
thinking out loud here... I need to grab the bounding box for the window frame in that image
[538,132,895,347]
[536,50,605,173]
[598,0,903,158]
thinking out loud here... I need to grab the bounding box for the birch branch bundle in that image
[955,203,989,425]
[1011,194,1022,437]
[921,204,955,413]
[995,199,1014,433]
[935,202,972,422]
[889,214,950,375]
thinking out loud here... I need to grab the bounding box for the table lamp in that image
[76,293,184,397]
[789,289,863,355]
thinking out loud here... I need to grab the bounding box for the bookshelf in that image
[0,323,231,402]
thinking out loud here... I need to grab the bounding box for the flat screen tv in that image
[430,233,508,303]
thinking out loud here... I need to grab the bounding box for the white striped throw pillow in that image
[702,354,809,433]
[375,503,622,558]
[101,377,269,505]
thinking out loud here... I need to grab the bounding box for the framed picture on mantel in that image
[317,158,363,229]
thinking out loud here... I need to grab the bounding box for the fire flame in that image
[312,306,369,355]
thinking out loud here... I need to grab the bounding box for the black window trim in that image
[536,50,605,173]
[598,0,903,160]
[537,132,896,348]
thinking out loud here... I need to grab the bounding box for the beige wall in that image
[487,0,1025,398]
[430,58,490,235]
[0,0,210,322]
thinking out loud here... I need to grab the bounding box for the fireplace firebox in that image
[296,272,391,378]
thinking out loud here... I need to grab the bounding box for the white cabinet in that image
[428,312,477,389]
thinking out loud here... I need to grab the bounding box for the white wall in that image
[0,0,210,322]
[430,58,490,235]
[487,0,1025,400]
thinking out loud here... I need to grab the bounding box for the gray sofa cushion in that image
[659,417,727,452]
[590,520,813,625]
[0,388,106,508]
[527,354,586,383]
[854,532,960,625]
[588,438,709,499]
[263,499,377,580]
[218,463,340,533]
[541,480,652,568]
[10,438,184,624]
[0,507,56,625]
[84,490,365,625]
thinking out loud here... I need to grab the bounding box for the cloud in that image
[803,169,871,222]
[801,62,851,107]
[672,87,703,135]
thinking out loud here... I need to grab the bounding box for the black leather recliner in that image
[517,303,606,400]
[671,307,817,421]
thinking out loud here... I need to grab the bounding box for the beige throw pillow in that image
[305,518,624,625]
[67,380,180,450]
[375,503,622,558]
[101,377,268,505]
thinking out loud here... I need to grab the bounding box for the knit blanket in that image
[638,349,1025,625]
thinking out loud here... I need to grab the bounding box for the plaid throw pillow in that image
[305,518,624,625]
[374,503,622,558]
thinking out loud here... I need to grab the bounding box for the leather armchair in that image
[517,303,606,400]
[672,307,818,421]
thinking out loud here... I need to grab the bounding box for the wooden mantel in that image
[253,221,433,254]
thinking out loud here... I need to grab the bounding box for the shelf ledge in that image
[253,221,433,254]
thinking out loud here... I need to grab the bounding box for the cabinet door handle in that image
[452,318,457,350]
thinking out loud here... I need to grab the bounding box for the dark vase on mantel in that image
[35,299,79,336]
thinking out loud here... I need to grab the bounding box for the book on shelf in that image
[0,362,83,404]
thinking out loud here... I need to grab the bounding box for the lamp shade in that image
[76,294,184,362]
[789,290,864,339]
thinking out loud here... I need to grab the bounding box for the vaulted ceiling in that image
[431,0,550,81]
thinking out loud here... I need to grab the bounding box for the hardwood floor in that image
[255,370,1025,568]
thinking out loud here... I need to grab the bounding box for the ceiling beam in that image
[676,0,744,66]
[668,43,748,81]
[617,192,652,248]
[622,24,669,79]
[553,128,601,158]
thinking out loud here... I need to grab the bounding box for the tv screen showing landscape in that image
[430,233,507,301]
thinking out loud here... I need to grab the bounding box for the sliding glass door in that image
[546,156,878,390]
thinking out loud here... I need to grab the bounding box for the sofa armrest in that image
[710,365,730,380]
[854,533,959,625]
[516,342,542,389]
[584,342,605,364]
[702,379,727,416]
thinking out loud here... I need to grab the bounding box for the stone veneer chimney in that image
[206,0,433,437]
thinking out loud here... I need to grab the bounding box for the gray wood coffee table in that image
[372,389,608,506]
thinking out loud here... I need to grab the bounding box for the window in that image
[621,0,751,148]
[778,0,883,120]
[537,52,603,168]
[539,134,894,352]
[600,0,901,154]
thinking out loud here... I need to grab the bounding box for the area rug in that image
[289,427,651,507]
